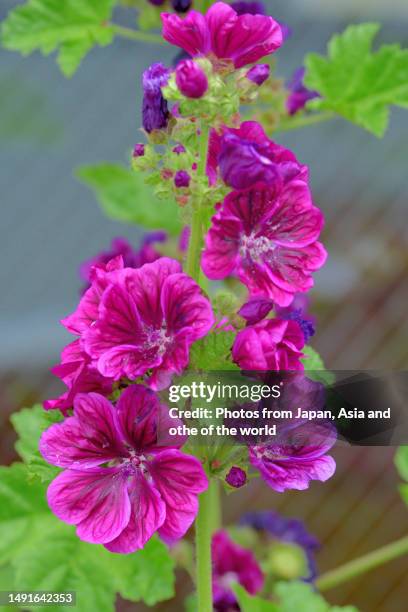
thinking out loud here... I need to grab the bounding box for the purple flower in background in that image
[148,0,166,5]
[286,67,320,116]
[212,530,264,610]
[162,2,282,69]
[206,121,308,189]
[246,63,270,86]
[175,59,208,98]
[171,0,192,13]
[276,294,316,342]
[142,62,170,133]
[230,1,266,15]
[74,257,214,389]
[40,386,208,552]
[202,180,326,305]
[79,234,166,293]
[249,419,336,492]
[226,466,247,488]
[174,170,191,187]
[240,511,320,581]
[232,318,305,371]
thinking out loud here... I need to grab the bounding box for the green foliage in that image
[395,446,408,506]
[77,163,182,235]
[305,23,408,136]
[233,581,359,612]
[301,346,335,386]
[189,330,238,371]
[0,463,175,611]
[1,0,116,77]
[11,405,62,483]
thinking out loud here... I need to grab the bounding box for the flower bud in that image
[132,143,145,158]
[226,466,247,488]
[246,64,270,86]
[173,144,186,154]
[175,60,208,99]
[171,0,192,13]
[174,170,191,188]
[142,62,170,133]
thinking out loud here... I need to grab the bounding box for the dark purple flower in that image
[148,0,166,5]
[230,1,266,15]
[171,0,192,13]
[240,511,320,581]
[79,234,166,293]
[226,466,247,488]
[176,59,208,99]
[132,143,145,158]
[246,63,270,86]
[173,143,186,154]
[174,170,191,188]
[276,294,316,342]
[212,530,264,610]
[207,121,308,190]
[286,67,320,116]
[142,62,170,133]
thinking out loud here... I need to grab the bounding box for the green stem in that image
[317,535,408,592]
[275,111,335,133]
[111,24,164,45]
[196,480,216,612]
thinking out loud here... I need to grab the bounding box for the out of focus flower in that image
[142,62,170,132]
[212,530,264,610]
[276,293,316,342]
[202,180,326,305]
[174,169,191,187]
[249,420,336,492]
[230,1,265,15]
[40,386,208,552]
[175,59,208,98]
[79,234,166,293]
[246,63,270,86]
[240,510,319,581]
[286,67,320,115]
[162,2,282,69]
[171,0,192,13]
[232,318,305,371]
[206,121,307,189]
[64,257,214,390]
[226,466,247,488]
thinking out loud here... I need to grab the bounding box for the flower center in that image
[143,324,172,358]
[240,233,273,262]
[121,452,148,476]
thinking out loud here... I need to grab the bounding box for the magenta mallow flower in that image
[206,121,308,189]
[79,234,166,293]
[176,59,208,98]
[142,62,170,133]
[40,386,208,552]
[63,257,214,390]
[44,340,113,412]
[161,2,282,70]
[212,530,264,610]
[286,67,320,116]
[202,180,326,305]
[232,318,305,371]
[249,419,336,492]
[246,63,270,86]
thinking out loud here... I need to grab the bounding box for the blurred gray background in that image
[1,1,408,611]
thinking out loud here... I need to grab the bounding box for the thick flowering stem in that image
[317,535,408,592]
[196,479,216,612]
[186,124,210,284]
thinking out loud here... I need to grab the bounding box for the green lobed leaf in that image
[189,330,238,371]
[11,405,63,483]
[1,0,116,77]
[304,23,408,136]
[275,582,359,612]
[0,463,175,611]
[301,346,335,386]
[233,584,278,611]
[76,163,182,235]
